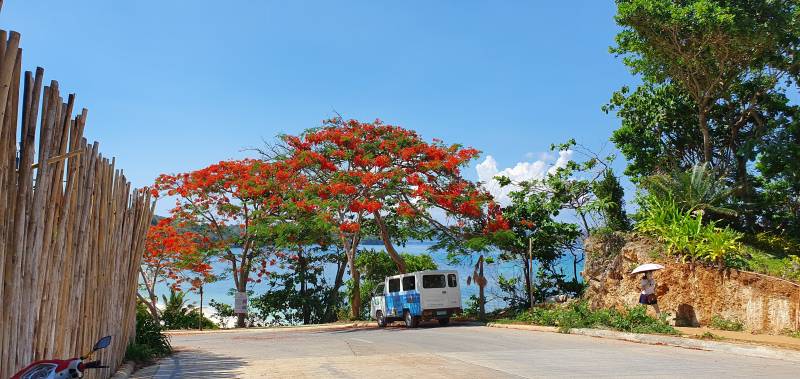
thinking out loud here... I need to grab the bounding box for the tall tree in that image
[612,0,799,166]
[153,159,299,327]
[272,117,501,318]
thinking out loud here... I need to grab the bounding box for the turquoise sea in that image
[161,242,584,320]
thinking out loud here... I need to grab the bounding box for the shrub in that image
[127,303,172,363]
[710,315,744,331]
[160,289,217,329]
[512,301,677,335]
[781,329,800,339]
[635,196,743,265]
[699,332,722,340]
[460,295,481,319]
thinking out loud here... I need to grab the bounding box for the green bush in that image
[635,196,743,265]
[460,295,481,319]
[125,343,156,363]
[710,315,744,331]
[160,289,217,330]
[512,301,677,335]
[127,303,172,363]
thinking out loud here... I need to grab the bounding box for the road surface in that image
[143,323,798,378]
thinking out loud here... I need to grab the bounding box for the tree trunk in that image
[373,211,407,273]
[347,249,361,320]
[699,110,712,164]
[522,256,532,308]
[235,275,247,328]
[298,249,310,325]
[573,254,579,282]
[136,291,160,324]
[478,255,485,322]
[325,256,347,322]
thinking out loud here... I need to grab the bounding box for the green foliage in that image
[636,195,743,265]
[127,302,172,363]
[710,315,744,331]
[640,164,736,218]
[782,329,800,339]
[737,244,800,283]
[756,122,800,236]
[160,289,216,330]
[609,0,800,236]
[512,301,677,335]
[208,299,235,328]
[604,83,701,178]
[460,295,480,318]
[699,332,723,340]
[250,247,342,326]
[592,169,630,231]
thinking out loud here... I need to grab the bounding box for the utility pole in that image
[199,284,204,331]
[529,237,534,311]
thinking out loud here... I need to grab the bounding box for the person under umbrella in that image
[631,263,663,316]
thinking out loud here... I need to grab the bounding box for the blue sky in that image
[2,1,636,215]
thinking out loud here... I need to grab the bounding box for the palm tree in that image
[160,289,194,328]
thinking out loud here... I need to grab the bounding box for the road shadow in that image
[155,350,247,379]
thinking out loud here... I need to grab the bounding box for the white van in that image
[369,270,462,328]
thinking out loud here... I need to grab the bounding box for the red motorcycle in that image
[11,336,112,379]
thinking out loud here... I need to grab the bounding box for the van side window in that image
[375,284,385,295]
[402,276,416,291]
[422,274,446,288]
[388,278,400,293]
[448,274,457,287]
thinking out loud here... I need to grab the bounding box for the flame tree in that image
[273,118,508,318]
[139,218,213,323]
[153,159,302,327]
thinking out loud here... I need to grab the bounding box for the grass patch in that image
[738,244,800,283]
[502,301,678,335]
[699,331,723,340]
[710,315,744,332]
[781,329,800,339]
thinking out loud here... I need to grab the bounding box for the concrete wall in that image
[583,233,800,333]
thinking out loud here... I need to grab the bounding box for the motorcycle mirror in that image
[93,336,112,351]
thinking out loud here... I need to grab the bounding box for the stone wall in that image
[583,233,800,333]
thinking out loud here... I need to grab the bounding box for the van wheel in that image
[438,317,450,326]
[376,311,386,328]
[404,310,418,328]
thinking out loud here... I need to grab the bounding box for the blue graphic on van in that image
[385,290,421,317]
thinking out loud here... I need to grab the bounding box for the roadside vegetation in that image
[126,304,172,364]
[709,315,745,332]
[496,302,677,335]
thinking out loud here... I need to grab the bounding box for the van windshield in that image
[422,274,446,288]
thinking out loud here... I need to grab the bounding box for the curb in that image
[110,362,135,379]
[164,322,376,336]
[486,323,800,363]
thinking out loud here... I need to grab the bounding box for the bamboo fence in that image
[0,18,154,379]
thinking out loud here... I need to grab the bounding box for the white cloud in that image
[476,150,573,206]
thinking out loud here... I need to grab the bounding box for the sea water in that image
[152,241,583,322]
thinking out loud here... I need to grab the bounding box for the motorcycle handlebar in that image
[79,360,108,370]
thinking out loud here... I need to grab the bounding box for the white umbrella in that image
[631,263,665,275]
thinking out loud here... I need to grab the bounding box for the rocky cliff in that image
[583,233,800,334]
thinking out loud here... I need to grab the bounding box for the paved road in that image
[144,323,799,378]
